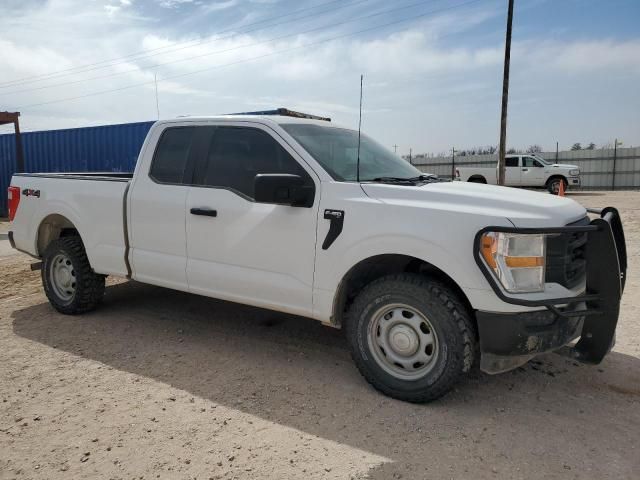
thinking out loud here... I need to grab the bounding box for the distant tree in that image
[570,143,582,151]
[506,148,517,154]
[526,144,542,153]
[586,142,596,150]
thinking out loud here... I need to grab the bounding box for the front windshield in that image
[281,124,422,182]
[534,155,550,165]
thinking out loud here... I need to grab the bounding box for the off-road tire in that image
[345,273,476,403]
[42,236,105,314]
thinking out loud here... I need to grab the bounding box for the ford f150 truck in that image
[455,154,581,193]
[7,109,627,402]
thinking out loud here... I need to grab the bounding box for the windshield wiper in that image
[369,174,437,184]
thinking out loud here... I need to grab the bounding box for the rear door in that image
[128,125,196,291]
[504,156,521,186]
[185,123,320,317]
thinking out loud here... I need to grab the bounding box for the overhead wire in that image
[11,0,484,111]
[1,0,440,97]
[0,0,370,89]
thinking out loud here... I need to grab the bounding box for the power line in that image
[1,0,441,97]
[11,0,484,111]
[0,0,369,89]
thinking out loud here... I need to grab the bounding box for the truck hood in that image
[361,181,587,228]
[548,163,579,170]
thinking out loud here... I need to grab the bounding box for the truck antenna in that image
[357,74,363,183]
[154,72,160,120]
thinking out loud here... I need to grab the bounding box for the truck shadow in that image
[11,281,640,479]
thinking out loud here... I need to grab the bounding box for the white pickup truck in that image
[7,109,627,402]
[455,154,581,193]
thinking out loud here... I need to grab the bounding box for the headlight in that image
[480,232,546,293]
[570,169,580,176]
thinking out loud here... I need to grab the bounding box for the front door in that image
[185,124,319,317]
[521,156,546,186]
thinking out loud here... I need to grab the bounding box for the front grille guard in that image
[473,207,627,363]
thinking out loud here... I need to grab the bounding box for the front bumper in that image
[569,176,581,187]
[474,207,627,374]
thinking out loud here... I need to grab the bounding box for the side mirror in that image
[254,174,314,207]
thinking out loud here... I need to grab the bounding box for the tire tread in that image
[345,273,476,403]
[42,236,105,315]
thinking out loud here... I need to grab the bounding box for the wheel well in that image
[546,174,567,185]
[331,254,474,328]
[37,214,80,257]
[468,175,487,183]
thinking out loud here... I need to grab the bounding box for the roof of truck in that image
[157,108,344,128]
[156,115,346,129]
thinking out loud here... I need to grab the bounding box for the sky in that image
[0,0,639,156]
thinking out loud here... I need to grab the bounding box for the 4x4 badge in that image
[22,189,41,198]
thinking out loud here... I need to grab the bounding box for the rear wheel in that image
[42,237,105,314]
[469,176,487,184]
[547,176,567,194]
[345,274,476,403]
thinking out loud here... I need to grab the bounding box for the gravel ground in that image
[1,191,639,480]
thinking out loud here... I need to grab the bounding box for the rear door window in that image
[150,127,196,184]
[505,157,519,167]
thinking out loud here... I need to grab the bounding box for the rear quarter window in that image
[150,127,196,184]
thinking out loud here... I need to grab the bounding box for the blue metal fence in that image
[0,121,154,216]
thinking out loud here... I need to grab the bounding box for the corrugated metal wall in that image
[413,147,640,189]
[0,121,154,216]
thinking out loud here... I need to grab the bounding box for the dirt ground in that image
[1,191,639,480]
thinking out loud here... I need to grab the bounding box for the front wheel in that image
[547,177,567,194]
[345,274,476,403]
[42,237,105,315]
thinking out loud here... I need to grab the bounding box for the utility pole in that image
[393,144,398,153]
[497,0,514,186]
[409,148,412,164]
[612,138,618,191]
[555,141,559,164]
[451,147,456,180]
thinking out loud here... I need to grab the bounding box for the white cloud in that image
[201,0,239,14]
[105,0,135,16]
[0,0,638,152]
[158,0,196,8]
[518,39,640,73]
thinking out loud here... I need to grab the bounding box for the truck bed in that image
[456,167,498,184]
[9,172,131,277]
